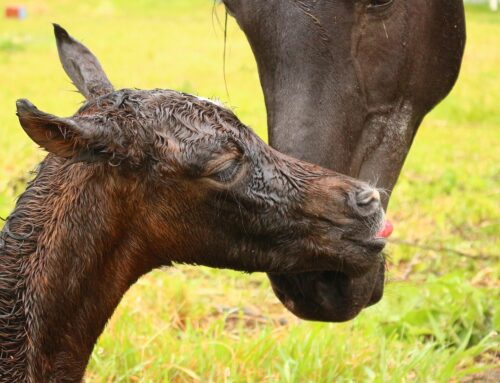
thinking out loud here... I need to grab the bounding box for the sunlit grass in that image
[0,1,498,382]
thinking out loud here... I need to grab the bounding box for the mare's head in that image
[16,25,389,322]
[223,0,466,320]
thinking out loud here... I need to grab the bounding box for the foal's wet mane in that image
[0,164,53,381]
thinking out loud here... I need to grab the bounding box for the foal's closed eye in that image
[204,151,244,184]
[210,159,241,183]
[366,0,394,10]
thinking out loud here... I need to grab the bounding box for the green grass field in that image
[1,1,499,382]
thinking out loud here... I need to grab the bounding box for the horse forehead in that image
[76,90,249,142]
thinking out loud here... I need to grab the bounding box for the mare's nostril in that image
[355,188,380,208]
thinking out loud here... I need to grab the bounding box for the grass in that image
[1,1,499,381]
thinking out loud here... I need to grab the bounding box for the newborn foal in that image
[0,25,387,382]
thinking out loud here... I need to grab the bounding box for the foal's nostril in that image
[356,188,380,206]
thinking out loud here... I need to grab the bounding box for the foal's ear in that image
[16,99,99,159]
[53,24,114,100]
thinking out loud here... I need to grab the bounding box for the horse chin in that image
[267,260,385,322]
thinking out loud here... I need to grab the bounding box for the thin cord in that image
[223,10,230,100]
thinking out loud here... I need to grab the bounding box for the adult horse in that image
[222,0,466,321]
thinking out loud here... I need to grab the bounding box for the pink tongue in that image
[376,220,393,238]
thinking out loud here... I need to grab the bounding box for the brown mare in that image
[222,0,466,321]
[0,25,390,382]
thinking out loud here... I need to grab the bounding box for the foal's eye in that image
[366,0,393,10]
[209,159,241,183]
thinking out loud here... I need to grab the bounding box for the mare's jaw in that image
[269,259,385,322]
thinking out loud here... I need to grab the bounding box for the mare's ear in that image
[53,24,114,100]
[16,99,102,159]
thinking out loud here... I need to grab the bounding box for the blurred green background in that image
[1,1,499,382]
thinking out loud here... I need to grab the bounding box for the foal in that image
[0,25,386,382]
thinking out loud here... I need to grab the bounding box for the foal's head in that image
[16,25,388,322]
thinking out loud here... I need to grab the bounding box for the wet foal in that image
[0,25,387,382]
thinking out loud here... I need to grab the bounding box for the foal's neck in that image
[0,157,155,382]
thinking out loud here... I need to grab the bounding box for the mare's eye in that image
[209,159,241,183]
[367,0,393,10]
